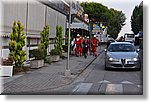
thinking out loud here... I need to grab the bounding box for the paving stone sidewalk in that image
[1,46,105,94]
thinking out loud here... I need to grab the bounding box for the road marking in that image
[72,83,93,94]
[73,78,85,83]
[121,80,134,84]
[98,80,111,84]
[105,84,123,95]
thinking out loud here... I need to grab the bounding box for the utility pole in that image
[89,19,93,38]
[65,0,72,77]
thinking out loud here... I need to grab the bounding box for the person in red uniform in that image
[75,34,82,57]
[91,35,98,56]
[79,36,84,56]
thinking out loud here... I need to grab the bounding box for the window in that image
[108,44,135,52]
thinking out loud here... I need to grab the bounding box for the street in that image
[17,49,142,95]
[0,0,143,96]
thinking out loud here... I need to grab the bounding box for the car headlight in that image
[108,58,119,61]
[133,58,138,61]
[109,58,113,61]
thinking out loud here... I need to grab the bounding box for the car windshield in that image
[108,44,135,52]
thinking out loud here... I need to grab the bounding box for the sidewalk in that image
[1,46,105,94]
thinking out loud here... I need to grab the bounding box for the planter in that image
[0,65,13,77]
[30,59,44,69]
[50,55,60,62]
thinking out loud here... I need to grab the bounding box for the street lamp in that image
[65,0,72,77]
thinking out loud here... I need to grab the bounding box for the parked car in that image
[105,42,141,70]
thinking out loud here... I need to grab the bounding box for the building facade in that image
[0,0,89,60]
[0,0,69,60]
[68,0,89,38]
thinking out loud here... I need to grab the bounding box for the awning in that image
[67,23,88,31]
[1,33,41,38]
[1,34,9,38]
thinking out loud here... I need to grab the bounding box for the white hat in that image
[77,34,80,36]
[94,35,96,37]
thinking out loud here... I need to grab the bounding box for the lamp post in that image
[65,0,72,77]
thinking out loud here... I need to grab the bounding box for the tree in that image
[80,2,109,22]
[107,9,126,39]
[39,25,50,49]
[9,20,26,67]
[131,2,143,34]
[80,2,126,39]
[38,25,50,60]
[54,25,63,55]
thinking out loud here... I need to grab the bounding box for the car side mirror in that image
[104,49,107,52]
[136,49,140,52]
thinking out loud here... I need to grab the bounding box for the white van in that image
[124,33,135,44]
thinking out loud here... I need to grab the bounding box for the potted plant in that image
[38,25,50,61]
[0,56,14,77]
[50,48,60,62]
[29,48,46,68]
[49,25,63,62]
[8,20,27,74]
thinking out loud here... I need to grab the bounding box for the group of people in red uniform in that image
[72,34,98,58]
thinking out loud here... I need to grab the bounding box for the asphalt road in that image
[28,51,143,95]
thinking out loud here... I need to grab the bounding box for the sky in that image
[77,0,142,37]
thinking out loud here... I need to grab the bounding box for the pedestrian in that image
[79,36,83,56]
[87,36,91,55]
[71,38,76,55]
[118,36,124,42]
[82,36,88,58]
[91,34,98,56]
[74,34,82,57]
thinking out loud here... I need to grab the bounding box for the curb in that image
[75,49,104,77]
[2,48,105,94]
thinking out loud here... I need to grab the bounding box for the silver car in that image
[105,42,141,70]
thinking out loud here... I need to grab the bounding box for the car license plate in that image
[128,62,134,64]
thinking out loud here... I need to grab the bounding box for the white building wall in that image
[27,0,46,59]
[2,0,27,33]
[1,0,67,60]
[27,0,46,34]
[46,6,66,50]
[1,0,27,59]
[1,49,9,59]
[57,12,66,38]
[46,7,57,38]
[46,7,66,38]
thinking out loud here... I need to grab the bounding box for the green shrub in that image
[44,57,52,64]
[62,45,68,52]
[50,49,61,55]
[39,25,50,50]
[29,49,46,60]
[54,25,63,55]
[38,25,50,60]
[9,20,26,67]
